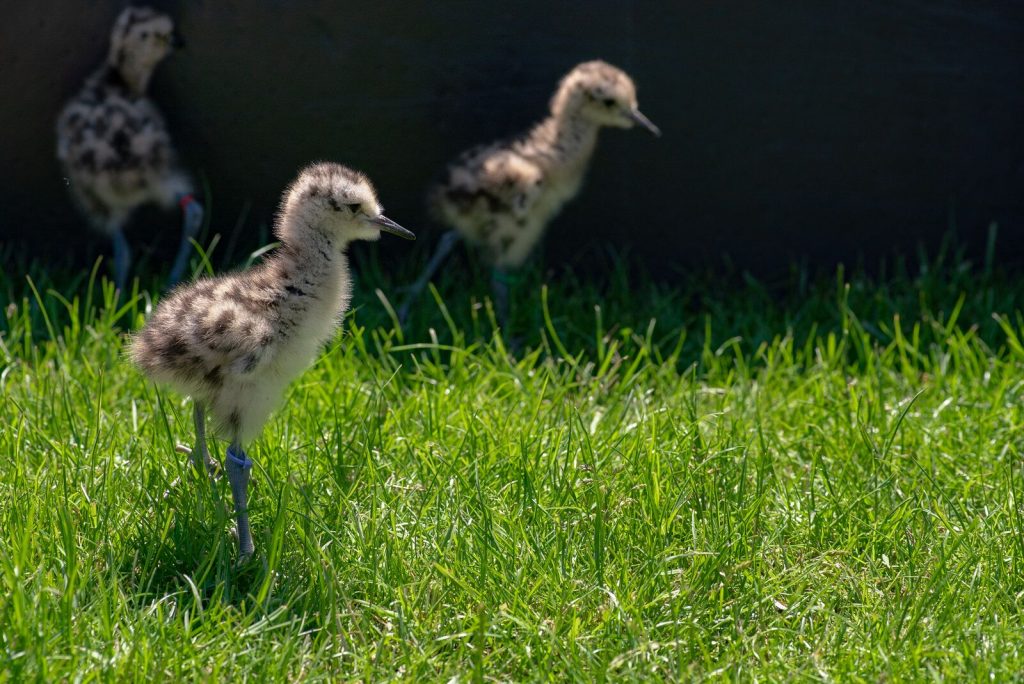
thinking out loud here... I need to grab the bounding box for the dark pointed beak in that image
[171,31,186,49]
[628,108,661,137]
[369,214,416,240]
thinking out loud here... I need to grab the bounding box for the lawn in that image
[2,243,1023,681]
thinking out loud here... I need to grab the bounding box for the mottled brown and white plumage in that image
[433,61,659,269]
[56,6,202,291]
[130,162,415,559]
[401,60,659,325]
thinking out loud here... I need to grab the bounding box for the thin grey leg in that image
[112,229,131,293]
[191,403,220,478]
[167,196,203,288]
[491,267,512,330]
[398,230,461,323]
[225,442,254,559]
[492,267,525,352]
[164,402,221,500]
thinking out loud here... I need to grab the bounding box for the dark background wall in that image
[3,1,1023,277]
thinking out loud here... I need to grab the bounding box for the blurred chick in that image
[401,60,660,326]
[56,6,203,292]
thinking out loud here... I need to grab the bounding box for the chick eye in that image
[603,98,617,107]
[346,203,361,213]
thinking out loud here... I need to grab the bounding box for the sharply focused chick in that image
[131,162,415,559]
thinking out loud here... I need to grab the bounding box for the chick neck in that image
[106,50,161,95]
[529,106,601,176]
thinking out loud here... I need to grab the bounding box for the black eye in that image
[603,98,616,107]
[346,203,361,213]
[141,31,149,39]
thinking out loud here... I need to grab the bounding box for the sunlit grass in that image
[1,242,1023,680]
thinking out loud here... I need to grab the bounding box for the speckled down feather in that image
[131,163,396,444]
[431,61,655,269]
[56,6,192,233]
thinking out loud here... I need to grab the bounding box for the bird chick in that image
[401,60,660,325]
[56,6,203,292]
[130,162,415,559]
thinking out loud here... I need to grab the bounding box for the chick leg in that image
[169,402,222,497]
[397,230,461,323]
[491,267,513,330]
[225,442,255,559]
[111,229,131,293]
[190,402,220,478]
[167,194,204,288]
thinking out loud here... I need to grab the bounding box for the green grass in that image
[2,242,1024,681]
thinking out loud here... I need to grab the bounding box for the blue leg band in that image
[226,444,253,470]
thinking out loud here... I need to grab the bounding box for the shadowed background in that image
[3,1,1023,277]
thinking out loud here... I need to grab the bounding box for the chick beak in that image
[369,214,416,240]
[628,108,661,137]
[171,31,186,49]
